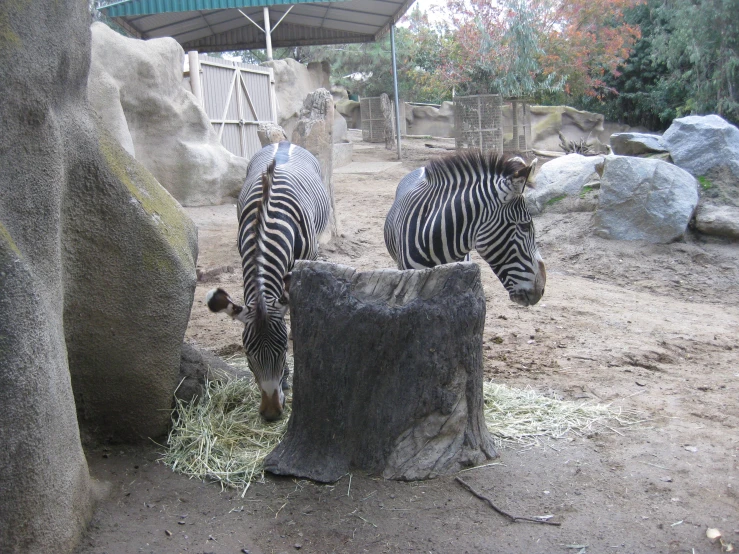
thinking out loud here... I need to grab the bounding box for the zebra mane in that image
[425,150,528,187]
[252,159,276,329]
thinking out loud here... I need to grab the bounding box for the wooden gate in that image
[188,53,277,160]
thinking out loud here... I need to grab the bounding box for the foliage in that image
[651,0,739,125]
[575,0,739,129]
[436,0,641,101]
[237,6,453,104]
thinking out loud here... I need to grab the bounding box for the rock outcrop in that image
[662,114,739,208]
[610,132,668,157]
[594,156,699,243]
[89,22,248,206]
[526,154,604,214]
[2,2,93,551]
[65,127,198,442]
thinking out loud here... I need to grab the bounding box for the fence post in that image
[187,51,203,107]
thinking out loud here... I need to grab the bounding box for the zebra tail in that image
[253,160,276,332]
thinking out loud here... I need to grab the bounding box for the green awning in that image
[102,0,336,18]
[98,0,415,52]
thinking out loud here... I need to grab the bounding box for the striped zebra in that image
[384,150,545,306]
[207,141,330,420]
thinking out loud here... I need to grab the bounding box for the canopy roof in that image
[99,0,415,52]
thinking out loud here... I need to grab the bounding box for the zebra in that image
[206,141,330,421]
[384,150,545,306]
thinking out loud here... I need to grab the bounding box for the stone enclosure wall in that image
[1,4,198,552]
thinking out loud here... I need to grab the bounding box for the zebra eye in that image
[517,221,532,232]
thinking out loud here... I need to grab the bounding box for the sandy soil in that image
[77,133,739,554]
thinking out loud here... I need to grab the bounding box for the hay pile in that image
[482,382,644,448]
[161,377,289,496]
[162,375,643,494]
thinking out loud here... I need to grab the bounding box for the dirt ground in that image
[78,133,739,554]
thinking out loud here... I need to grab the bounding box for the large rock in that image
[610,132,667,156]
[594,156,699,243]
[530,106,606,151]
[693,204,739,239]
[89,22,249,206]
[530,105,636,152]
[526,154,604,214]
[336,98,361,129]
[65,126,198,442]
[291,89,338,235]
[662,115,739,207]
[1,1,94,550]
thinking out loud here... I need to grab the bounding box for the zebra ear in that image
[510,158,538,195]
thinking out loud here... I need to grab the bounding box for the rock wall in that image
[403,101,455,137]
[395,103,637,151]
[1,1,95,551]
[1,6,198,552]
[89,22,249,206]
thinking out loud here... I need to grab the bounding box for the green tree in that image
[651,0,739,124]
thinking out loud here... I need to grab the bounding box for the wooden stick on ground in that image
[455,477,562,526]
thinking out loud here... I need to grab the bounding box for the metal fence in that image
[454,95,531,154]
[360,96,391,143]
[187,54,277,160]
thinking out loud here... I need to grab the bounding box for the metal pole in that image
[390,24,402,160]
[263,6,273,61]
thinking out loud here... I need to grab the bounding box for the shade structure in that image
[99,0,415,52]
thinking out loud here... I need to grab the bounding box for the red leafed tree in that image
[541,0,644,98]
[438,0,643,99]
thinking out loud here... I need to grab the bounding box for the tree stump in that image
[264,261,497,482]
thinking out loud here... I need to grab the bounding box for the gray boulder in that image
[65,125,198,442]
[257,122,288,146]
[526,154,604,214]
[89,22,249,206]
[594,156,699,243]
[662,114,739,206]
[610,132,667,156]
[693,204,739,239]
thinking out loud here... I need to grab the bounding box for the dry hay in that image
[162,375,645,494]
[161,376,289,496]
[483,382,646,449]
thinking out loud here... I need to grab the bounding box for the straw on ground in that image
[162,376,645,495]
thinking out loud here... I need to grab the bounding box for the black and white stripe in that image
[384,150,546,306]
[207,141,329,420]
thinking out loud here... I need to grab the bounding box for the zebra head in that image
[483,157,546,306]
[206,287,289,421]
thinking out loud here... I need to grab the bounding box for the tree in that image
[436,0,641,101]
[651,0,739,124]
[577,0,739,130]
